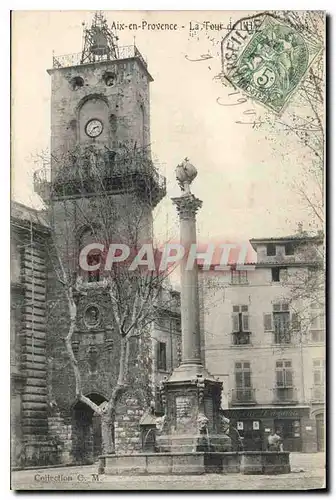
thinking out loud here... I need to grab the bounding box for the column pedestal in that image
[158,372,226,453]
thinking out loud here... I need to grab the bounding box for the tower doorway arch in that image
[72,393,108,464]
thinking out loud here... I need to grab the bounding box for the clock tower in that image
[35,12,167,463]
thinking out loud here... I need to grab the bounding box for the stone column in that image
[172,194,203,367]
[157,160,224,449]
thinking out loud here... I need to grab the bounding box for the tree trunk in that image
[101,411,115,455]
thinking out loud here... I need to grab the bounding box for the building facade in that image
[200,232,325,453]
[11,203,51,467]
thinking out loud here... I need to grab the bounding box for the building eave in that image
[250,235,323,251]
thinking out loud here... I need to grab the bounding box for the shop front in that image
[224,406,316,453]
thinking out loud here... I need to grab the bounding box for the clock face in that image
[85,119,103,138]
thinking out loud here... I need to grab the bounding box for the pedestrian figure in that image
[268,429,284,452]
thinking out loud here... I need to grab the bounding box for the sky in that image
[11,10,323,245]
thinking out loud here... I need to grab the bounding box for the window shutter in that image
[235,371,243,388]
[242,313,249,331]
[264,313,273,331]
[310,311,319,329]
[314,370,322,385]
[232,313,239,332]
[156,342,161,369]
[244,370,251,388]
[276,369,284,387]
[162,344,167,371]
[285,369,293,387]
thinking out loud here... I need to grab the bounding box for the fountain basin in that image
[99,451,290,475]
[240,451,291,475]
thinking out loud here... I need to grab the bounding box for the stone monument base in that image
[99,451,290,475]
[156,433,232,453]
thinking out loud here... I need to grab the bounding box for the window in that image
[312,330,324,343]
[234,362,253,402]
[264,304,298,341]
[312,360,325,401]
[235,362,252,388]
[79,227,101,282]
[273,303,291,343]
[275,360,294,401]
[285,242,295,255]
[275,360,293,387]
[103,71,116,86]
[272,267,280,282]
[231,269,248,285]
[271,267,288,282]
[157,342,167,371]
[232,306,250,344]
[274,303,289,312]
[313,359,325,386]
[87,253,101,282]
[267,243,276,256]
[310,303,324,332]
[70,76,84,90]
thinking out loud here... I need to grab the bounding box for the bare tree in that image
[263,11,325,228]
[249,12,326,341]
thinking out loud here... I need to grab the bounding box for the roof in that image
[11,201,49,230]
[250,233,323,251]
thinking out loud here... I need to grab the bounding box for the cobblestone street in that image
[12,453,326,491]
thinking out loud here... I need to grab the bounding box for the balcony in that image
[52,45,148,69]
[273,332,292,345]
[311,386,324,403]
[230,388,257,406]
[34,154,166,207]
[272,387,298,404]
[232,332,251,345]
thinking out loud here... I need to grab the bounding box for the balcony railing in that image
[232,332,251,345]
[34,155,166,206]
[311,386,324,403]
[231,388,256,405]
[52,45,147,69]
[272,387,298,404]
[273,331,292,344]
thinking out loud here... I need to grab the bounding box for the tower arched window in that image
[78,226,102,282]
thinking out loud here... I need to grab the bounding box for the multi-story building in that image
[200,231,325,453]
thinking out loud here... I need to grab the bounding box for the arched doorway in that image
[72,393,107,464]
[315,413,324,452]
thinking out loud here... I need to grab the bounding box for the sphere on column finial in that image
[176,158,198,195]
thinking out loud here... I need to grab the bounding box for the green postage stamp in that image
[222,15,323,114]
